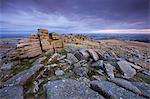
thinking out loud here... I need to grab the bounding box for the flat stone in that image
[108,78,142,95]
[0,86,23,99]
[117,60,136,79]
[1,64,44,87]
[132,82,150,98]
[90,80,146,99]
[45,79,105,99]
[104,63,115,78]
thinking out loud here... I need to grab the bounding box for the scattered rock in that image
[45,79,105,99]
[87,49,99,61]
[73,67,88,77]
[104,63,115,78]
[117,60,136,79]
[108,78,142,95]
[0,86,23,99]
[55,69,65,76]
[67,53,79,63]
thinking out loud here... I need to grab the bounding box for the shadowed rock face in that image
[45,79,105,99]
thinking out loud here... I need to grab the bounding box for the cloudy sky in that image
[0,0,150,33]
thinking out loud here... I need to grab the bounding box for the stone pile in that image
[13,29,64,59]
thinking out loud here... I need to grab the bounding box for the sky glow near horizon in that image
[0,0,149,34]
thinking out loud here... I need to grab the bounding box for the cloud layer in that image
[0,0,149,33]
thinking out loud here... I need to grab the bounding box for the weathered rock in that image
[45,79,105,99]
[73,67,88,77]
[16,42,42,59]
[55,69,65,76]
[0,86,23,99]
[1,64,44,87]
[91,60,103,68]
[117,60,136,79]
[67,53,79,63]
[87,49,99,61]
[41,39,53,51]
[104,63,115,78]
[0,63,13,71]
[132,82,150,98]
[108,78,142,95]
[90,80,146,99]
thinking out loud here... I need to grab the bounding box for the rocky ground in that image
[0,34,150,99]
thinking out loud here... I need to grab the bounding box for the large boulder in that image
[108,78,142,95]
[0,86,23,99]
[117,60,136,79]
[90,80,146,99]
[44,79,105,99]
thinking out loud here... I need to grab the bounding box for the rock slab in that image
[45,79,105,99]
